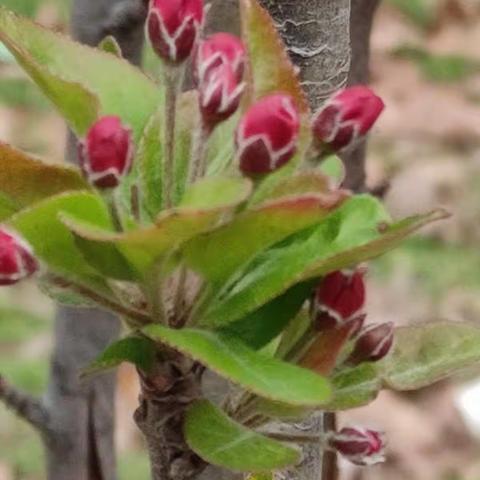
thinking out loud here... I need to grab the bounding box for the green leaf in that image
[319,155,345,187]
[98,35,122,58]
[8,191,112,290]
[325,364,381,410]
[61,213,137,281]
[201,199,447,327]
[63,177,252,276]
[138,108,163,218]
[185,400,300,472]
[382,321,480,390]
[219,281,316,350]
[0,7,163,138]
[38,276,95,307]
[82,336,156,377]
[0,142,89,219]
[143,325,332,406]
[184,192,347,283]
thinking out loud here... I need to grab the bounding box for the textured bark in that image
[258,0,351,111]
[135,353,206,480]
[341,0,382,192]
[44,2,147,479]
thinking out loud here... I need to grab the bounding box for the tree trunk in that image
[45,2,147,479]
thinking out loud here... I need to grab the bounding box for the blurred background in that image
[1,0,480,478]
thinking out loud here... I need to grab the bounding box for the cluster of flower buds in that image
[195,33,246,128]
[312,86,385,153]
[236,94,300,175]
[0,228,38,286]
[328,427,385,466]
[312,269,394,364]
[147,0,204,64]
[78,116,134,189]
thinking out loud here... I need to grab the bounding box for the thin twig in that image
[47,275,151,327]
[264,431,323,444]
[321,412,339,480]
[0,375,50,434]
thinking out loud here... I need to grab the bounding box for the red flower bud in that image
[147,0,204,63]
[0,228,39,286]
[236,94,300,175]
[347,322,394,365]
[312,269,366,330]
[328,427,385,466]
[312,86,385,153]
[195,33,246,85]
[79,116,134,189]
[199,63,244,127]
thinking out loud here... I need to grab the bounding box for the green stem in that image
[163,66,180,209]
[145,261,167,324]
[188,119,211,185]
[105,189,122,231]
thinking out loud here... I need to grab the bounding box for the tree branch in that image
[0,374,50,434]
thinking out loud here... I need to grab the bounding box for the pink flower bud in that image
[312,86,385,153]
[199,63,244,127]
[236,94,300,175]
[312,269,366,331]
[79,116,134,189]
[0,228,39,286]
[328,427,386,466]
[347,322,394,365]
[147,0,204,63]
[195,33,246,84]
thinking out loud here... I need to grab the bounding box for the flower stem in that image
[321,412,339,480]
[188,119,211,184]
[162,66,180,209]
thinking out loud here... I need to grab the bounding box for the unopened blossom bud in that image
[347,322,394,365]
[312,86,385,153]
[79,116,133,189]
[195,33,246,84]
[147,0,204,63]
[199,63,244,127]
[328,427,385,466]
[312,269,366,331]
[0,228,39,286]
[236,94,300,175]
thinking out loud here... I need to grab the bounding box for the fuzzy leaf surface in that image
[143,325,332,406]
[83,336,156,377]
[0,7,162,138]
[0,142,89,218]
[63,177,252,276]
[382,321,480,390]
[185,400,300,472]
[184,192,347,283]
[201,199,447,327]
[8,192,112,290]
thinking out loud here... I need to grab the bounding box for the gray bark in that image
[45,2,147,479]
[342,0,381,192]
[259,0,351,111]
